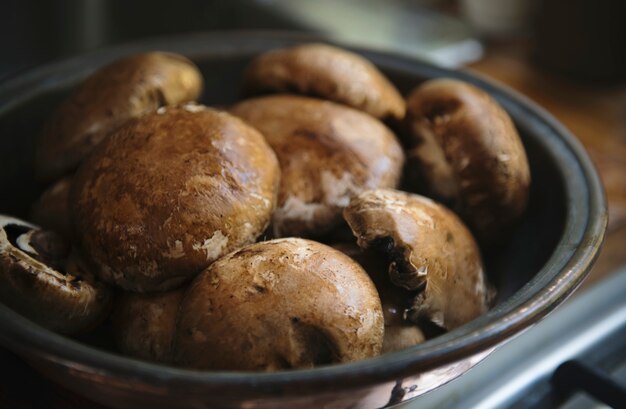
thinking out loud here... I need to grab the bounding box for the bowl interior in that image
[0,33,603,399]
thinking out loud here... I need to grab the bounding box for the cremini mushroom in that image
[231,94,404,237]
[112,288,184,363]
[30,175,73,239]
[173,238,384,371]
[242,43,405,120]
[70,104,280,292]
[0,215,112,334]
[382,327,426,354]
[404,78,530,242]
[332,243,425,354]
[35,52,204,182]
[343,189,490,330]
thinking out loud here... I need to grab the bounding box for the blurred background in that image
[1,0,625,82]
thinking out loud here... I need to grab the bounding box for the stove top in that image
[406,266,626,408]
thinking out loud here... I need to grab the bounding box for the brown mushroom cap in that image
[30,175,73,239]
[343,189,489,330]
[71,104,280,292]
[381,326,426,354]
[332,243,425,353]
[35,52,204,182]
[405,78,530,242]
[112,288,184,363]
[0,215,112,334]
[173,238,384,371]
[242,43,406,120]
[231,95,405,237]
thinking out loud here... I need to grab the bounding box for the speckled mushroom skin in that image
[242,43,406,120]
[231,95,405,237]
[173,238,384,371]
[112,288,184,363]
[344,189,489,330]
[35,52,204,182]
[0,215,112,334]
[332,243,425,354]
[30,175,73,239]
[405,78,530,242]
[71,105,280,292]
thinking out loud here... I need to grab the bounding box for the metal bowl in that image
[0,32,607,408]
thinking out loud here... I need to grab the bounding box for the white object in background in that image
[264,0,484,67]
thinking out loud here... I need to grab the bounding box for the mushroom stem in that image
[7,225,69,271]
[369,236,426,291]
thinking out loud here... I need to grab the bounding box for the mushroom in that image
[242,43,405,120]
[112,288,184,363]
[70,104,280,292]
[35,52,204,182]
[173,238,384,371]
[30,175,73,239]
[332,243,425,354]
[404,78,530,242]
[0,215,112,334]
[343,189,490,330]
[231,95,405,238]
[381,326,426,354]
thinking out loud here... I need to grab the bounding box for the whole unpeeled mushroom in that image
[231,94,405,238]
[35,52,204,182]
[70,105,280,292]
[173,238,384,371]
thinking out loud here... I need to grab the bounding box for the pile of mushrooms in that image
[0,44,530,371]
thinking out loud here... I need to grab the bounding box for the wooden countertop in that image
[1,43,626,408]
